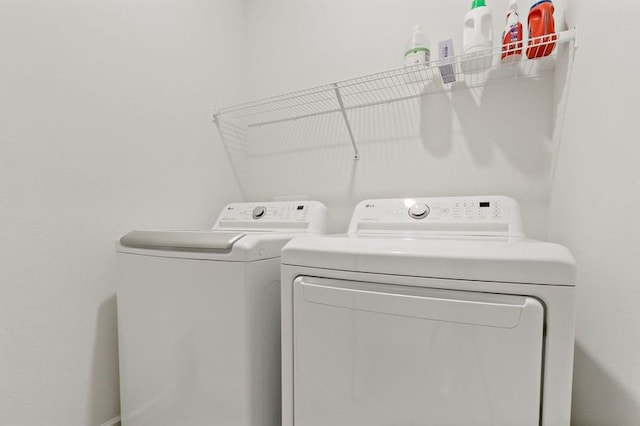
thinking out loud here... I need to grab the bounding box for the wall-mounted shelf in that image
[214,29,576,161]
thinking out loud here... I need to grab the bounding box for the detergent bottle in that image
[462,0,493,73]
[526,0,556,59]
[501,0,523,63]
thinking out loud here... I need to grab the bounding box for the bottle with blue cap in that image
[501,0,523,63]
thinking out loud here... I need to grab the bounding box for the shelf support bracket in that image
[558,27,578,50]
[333,83,360,160]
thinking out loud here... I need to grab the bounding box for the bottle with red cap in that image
[526,0,557,59]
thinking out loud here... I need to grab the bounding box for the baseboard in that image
[101,415,121,426]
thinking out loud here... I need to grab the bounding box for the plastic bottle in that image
[526,0,556,59]
[462,0,493,73]
[501,0,523,63]
[404,25,431,66]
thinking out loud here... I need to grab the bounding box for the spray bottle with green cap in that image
[462,0,493,73]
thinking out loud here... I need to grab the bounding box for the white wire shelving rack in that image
[214,29,577,161]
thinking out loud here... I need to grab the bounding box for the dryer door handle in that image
[296,277,540,329]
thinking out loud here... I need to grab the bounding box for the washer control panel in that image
[349,196,523,238]
[214,201,328,233]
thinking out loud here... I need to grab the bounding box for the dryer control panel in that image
[349,196,523,238]
[214,201,328,233]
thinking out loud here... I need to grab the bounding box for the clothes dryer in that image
[117,201,327,426]
[281,196,576,426]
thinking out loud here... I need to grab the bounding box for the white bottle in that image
[462,0,493,73]
[404,25,431,66]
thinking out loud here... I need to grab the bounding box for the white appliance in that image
[281,196,576,426]
[116,201,327,426]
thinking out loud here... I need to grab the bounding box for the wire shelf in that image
[214,29,576,160]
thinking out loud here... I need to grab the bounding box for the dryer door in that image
[292,276,544,426]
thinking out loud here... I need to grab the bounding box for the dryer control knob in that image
[252,206,267,219]
[408,204,430,219]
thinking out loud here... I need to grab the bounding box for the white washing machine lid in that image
[119,230,246,253]
[281,235,576,286]
[117,230,315,261]
[116,201,328,261]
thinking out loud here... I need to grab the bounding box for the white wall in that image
[0,1,244,424]
[548,1,640,425]
[241,0,563,237]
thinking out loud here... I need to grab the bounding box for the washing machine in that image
[116,201,327,426]
[281,196,576,426]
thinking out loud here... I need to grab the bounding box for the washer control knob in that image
[408,203,430,219]
[252,206,267,219]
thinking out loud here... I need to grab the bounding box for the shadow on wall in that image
[571,342,640,425]
[446,72,554,176]
[88,295,121,425]
[419,85,453,158]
